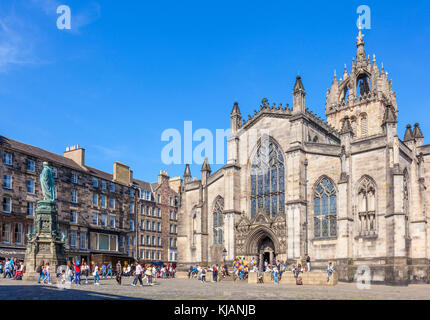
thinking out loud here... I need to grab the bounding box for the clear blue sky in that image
[1,0,429,182]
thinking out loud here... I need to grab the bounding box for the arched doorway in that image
[258,236,275,265]
[244,226,280,266]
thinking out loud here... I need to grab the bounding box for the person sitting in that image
[292,264,303,278]
[257,268,264,284]
[14,262,25,280]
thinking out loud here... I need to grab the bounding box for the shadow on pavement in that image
[0,284,149,300]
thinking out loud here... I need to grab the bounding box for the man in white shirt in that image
[132,262,143,286]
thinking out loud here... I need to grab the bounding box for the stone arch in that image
[244,225,280,256]
[312,175,338,194]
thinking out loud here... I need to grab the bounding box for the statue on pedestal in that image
[23,162,66,283]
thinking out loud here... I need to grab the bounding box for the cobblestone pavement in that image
[0,277,430,300]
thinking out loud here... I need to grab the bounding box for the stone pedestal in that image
[23,200,66,283]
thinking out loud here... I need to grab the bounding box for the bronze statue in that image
[40,162,56,201]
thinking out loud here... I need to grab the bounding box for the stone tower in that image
[325,26,397,138]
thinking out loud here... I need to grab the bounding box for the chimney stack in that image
[64,145,85,166]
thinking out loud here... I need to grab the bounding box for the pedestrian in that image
[132,262,144,286]
[36,261,44,283]
[93,264,100,285]
[43,262,51,284]
[107,263,113,278]
[66,261,73,283]
[145,264,153,285]
[212,264,218,282]
[273,266,279,284]
[4,260,12,278]
[327,262,334,282]
[116,261,122,285]
[188,265,193,279]
[101,264,106,278]
[201,267,207,283]
[82,261,89,284]
[306,254,311,272]
[74,260,81,285]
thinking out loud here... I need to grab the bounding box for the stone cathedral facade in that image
[177,30,430,285]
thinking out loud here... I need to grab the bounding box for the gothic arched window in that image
[213,197,224,245]
[250,137,285,218]
[314,177,337,239]
[357,176,376,236]
[403,170,409,238]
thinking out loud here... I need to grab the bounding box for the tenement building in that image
[0,137,179,266]
[177,30,430,284]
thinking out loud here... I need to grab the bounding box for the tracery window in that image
[250,137,285,218]
[403,170,409,238]
[213,197,224,245]
[357,176,376,236]
[314,177,337,239]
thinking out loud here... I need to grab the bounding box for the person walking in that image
[43,262,51,284]
[36,261,44,283]
[132,262,143,286]
[145,264,153,285]
[93,264,100,285]
[81,262,89,284]
[201,267,207,283]
[106,263,113,279]
[101,264,106,278]
[212,264,218,282]
[74,260,81,285]
[115,261,122,285]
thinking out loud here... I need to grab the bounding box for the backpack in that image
[36,265,42,273]
[296,277,303,285]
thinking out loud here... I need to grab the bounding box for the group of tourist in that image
[0,258,25,280]
[185,253,334,285]
[187,264,229,283]
[29,259,176,286]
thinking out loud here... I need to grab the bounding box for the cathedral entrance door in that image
[258,236,276,265]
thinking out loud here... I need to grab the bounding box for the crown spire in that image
[356,22,366,61]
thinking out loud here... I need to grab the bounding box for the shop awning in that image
[0,247,26,259]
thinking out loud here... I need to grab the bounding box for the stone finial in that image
[404,124,414,142]
[293,76,305,93]
[231,101,241,116]
[184,163,191,178]
[261,98,268,106]
[201,157,211,173]
[413,123,424,139]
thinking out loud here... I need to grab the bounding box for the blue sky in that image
[1,0,429,182]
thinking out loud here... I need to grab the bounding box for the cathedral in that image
[177,29,430,285]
